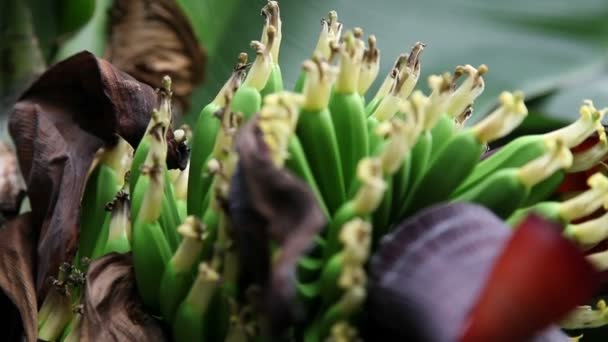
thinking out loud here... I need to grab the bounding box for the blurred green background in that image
[3,0,608,142]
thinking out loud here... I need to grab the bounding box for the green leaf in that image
[53,0,112,62]
[178,0,608,126]
[25,0,98,61]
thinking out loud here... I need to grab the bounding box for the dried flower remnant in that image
[8,51,185,297]
[0,214,36,342]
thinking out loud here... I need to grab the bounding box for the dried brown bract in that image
[80,253,167,341]
[8,51,186,297]
[106,0,206,114]
[229,116,326,336]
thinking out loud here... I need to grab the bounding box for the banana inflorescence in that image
[38,1,608,340]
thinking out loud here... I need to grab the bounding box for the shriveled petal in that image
[80,253,167,341]
[0,214,37,342]
[229,116,326,335]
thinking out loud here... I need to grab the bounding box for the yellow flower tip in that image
[177,216,206,240]
[547,138,574,169]
[198,262,220,281]
[339,218,371,250]
[328,10,338,22]
[353,27,364,39]
[367,35,377,50]
[355,158,387,201]
[498,90,528,116]
[161,75,172,93]
[587,172,608,191]
[374,121,393,137]
[570,334,583,342]
[598,299,607,311]
[173,129,186,144]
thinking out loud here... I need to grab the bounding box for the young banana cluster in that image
[37,1,608,340]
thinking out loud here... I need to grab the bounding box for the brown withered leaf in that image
[80,253,167,341]
[0,214,37,342]
[229,117,326,336]
[106,0,206,114]
[8,51,188,297]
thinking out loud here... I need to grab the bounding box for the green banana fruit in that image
[297,56,346,214]
[401,91,528,217]
[188,53,247,217]
[131,86,174,314]
[160,216,207,322]
[173,262,221,341]
[78,138,131,260]
[454,100,606,196]
[231,23,277,121]
[508,172,608,226]
[329,29,370,189]
[453,139,573,218]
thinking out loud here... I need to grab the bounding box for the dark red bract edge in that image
[460,214,599,342]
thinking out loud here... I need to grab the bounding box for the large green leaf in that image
[180,0,608,125]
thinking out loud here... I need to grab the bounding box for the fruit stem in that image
[357,35,380,96]
[352,158,386,215]
[138,129,166,223]
[423,73,454,130]
[37,293,72,341]
[185,262,220,310]
[560,300,608,330]
[172,216,206,271]
[545,100,607,148]
[558,173,608,221]
[518,139,573,188]
[569,131,608,173]
[587,249,608,271]
[369,54,408,105]
[314,11,343,60]
[99,137,133,184]
[243,28,275,90]
[390,43,425,101]
[377,117,418,174]
[335,29,365,94]
[173,160,189,201]
[446,64,487,120]
[107,190,130,242]
[371,93,401,121]
[471,91,528,144]
[261,1,281,63]
[212,94,240,160]
[213,53,249,106]
[564,210,608,246]
[302,56,337,111]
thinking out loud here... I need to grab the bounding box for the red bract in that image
[460,214,598,342]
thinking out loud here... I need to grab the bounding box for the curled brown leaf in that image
[229,116,326,336]
[8,51,187,297]
[80,253,167,342]
[106,0,206,114]
[0,214,37,342]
